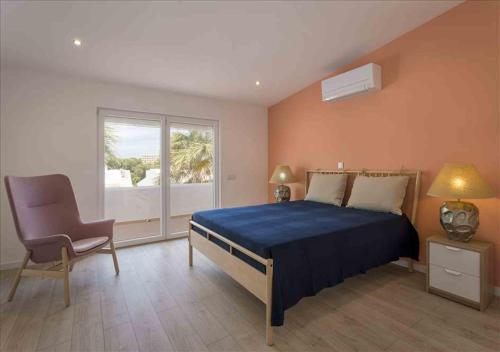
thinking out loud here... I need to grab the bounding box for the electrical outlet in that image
[337,161,344,170]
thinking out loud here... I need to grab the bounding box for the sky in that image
[107,121,201,158]
[108,122,160,158]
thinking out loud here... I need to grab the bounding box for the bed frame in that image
[188,169,421,346]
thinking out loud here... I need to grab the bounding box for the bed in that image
[188,169,421,345]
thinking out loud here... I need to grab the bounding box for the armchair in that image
[4,174,119,306]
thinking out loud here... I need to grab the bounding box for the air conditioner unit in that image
[321,63,381,103]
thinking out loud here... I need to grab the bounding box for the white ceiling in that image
[1,1,461,106]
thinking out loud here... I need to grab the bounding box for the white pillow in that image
[305,173,347,206]
[347,175,409,215]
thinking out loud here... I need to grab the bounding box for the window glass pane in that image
[169,123,215,217]
[104,117,161,241]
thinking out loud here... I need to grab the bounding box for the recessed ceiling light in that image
[73,38,82,47]
[255,81,261,86]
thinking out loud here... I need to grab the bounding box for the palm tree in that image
[170,130,213,183]
[104,124,118,162]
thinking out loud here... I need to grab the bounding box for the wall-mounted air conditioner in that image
[321,63,381,103]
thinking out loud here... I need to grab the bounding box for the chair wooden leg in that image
[61,247,70,307]
[7,251,30,302]
[110,241,119,275]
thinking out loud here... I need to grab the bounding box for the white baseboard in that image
[0,260,25,270]
[2,255,499,297]
[0,259,46,271]
[392,259,426,273]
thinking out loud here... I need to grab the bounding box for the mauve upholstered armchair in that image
[4,174,119,306]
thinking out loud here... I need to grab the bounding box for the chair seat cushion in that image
[73,236,109,253]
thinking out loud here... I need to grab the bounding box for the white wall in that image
[0,66,268,267]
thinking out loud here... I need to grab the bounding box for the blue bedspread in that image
[192,200,419,326]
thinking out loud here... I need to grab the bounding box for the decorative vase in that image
[274,184,291,203]
[439,201,479,242]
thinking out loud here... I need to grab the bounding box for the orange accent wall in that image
[268,1,500,286]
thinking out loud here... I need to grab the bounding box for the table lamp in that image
[427,163,494,242]
[269,165,295,202]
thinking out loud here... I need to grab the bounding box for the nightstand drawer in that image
[429,264,480,302]
[429,242,479,276]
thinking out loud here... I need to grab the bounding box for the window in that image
[98,109,219,245]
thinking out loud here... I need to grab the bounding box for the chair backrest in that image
[4,174,81,242]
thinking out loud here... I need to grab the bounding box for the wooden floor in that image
[0,239,499,352]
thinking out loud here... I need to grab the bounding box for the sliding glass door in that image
[167,118,218,238]
[98,109,218,245]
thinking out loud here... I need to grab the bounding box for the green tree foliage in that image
[170,130,213,183]
[106,156,160,186]
[104,125,118,162]
[104,125,155,186]
[104,126,213,186]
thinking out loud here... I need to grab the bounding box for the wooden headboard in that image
[305,169,422,226]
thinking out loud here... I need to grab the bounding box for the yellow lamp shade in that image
[427,163,494,200]
[269,165,295,184]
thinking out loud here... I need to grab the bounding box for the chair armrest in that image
[24,234,76,263]
[74,219,115,240]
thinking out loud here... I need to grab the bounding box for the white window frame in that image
[97,107,220,247]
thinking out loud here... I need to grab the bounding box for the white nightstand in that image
[426,235,494,311]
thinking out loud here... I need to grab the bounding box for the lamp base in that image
[274,184,291,203]
[440,201,479,242]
